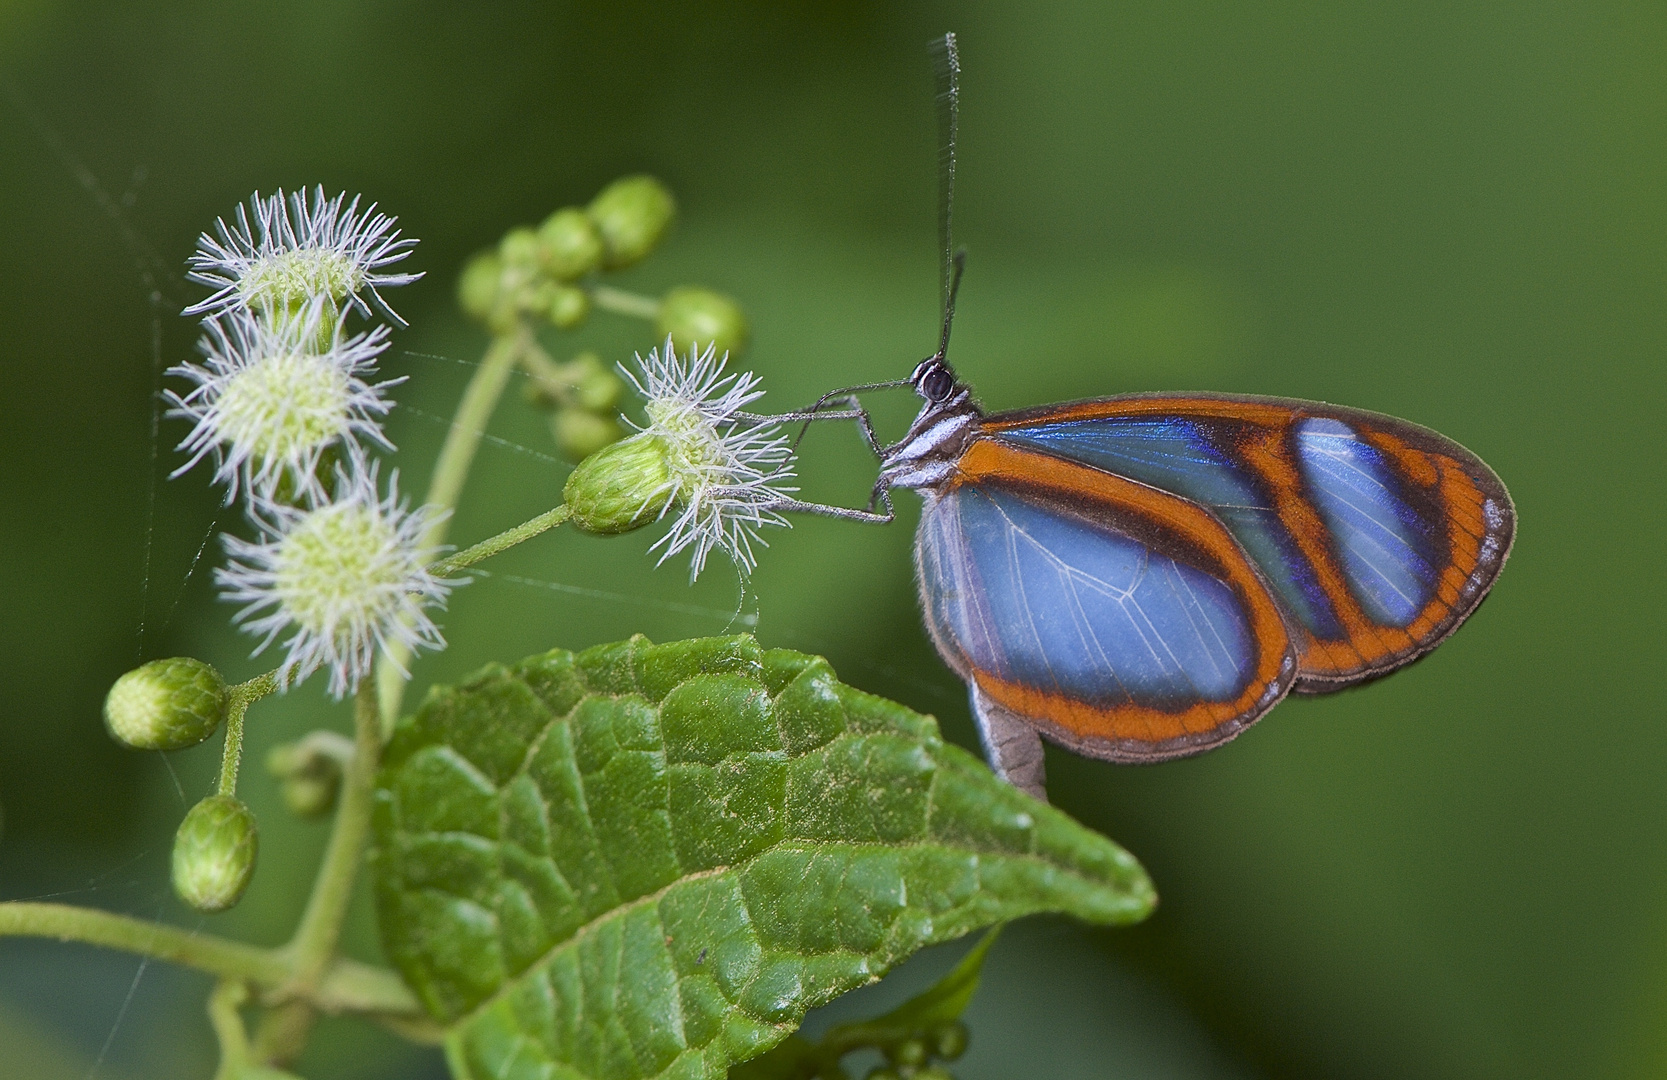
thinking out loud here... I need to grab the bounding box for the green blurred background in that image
[2,1,1663,1077]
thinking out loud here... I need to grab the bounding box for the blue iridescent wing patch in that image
[913,437,1299,763]
[919,483,1256,708]
[982,394,1515,691]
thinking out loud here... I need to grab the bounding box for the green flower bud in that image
[564,431,675,534]
[266,740,344,819]
[498,225,542,269]
[568,352,624,411]
[543,283,591,330]
[485,300,522,336]
[104,658,228,751]
[521,351,620,413]
[172,794,258,913]
[283,774,337,818]
[458,250,504,321]
[588,175,676,269]
[537,207,604,280]
[656,286,750,360]
[552,408,626,462]
[889,1037,929,1069]
[929,1021,969,1061]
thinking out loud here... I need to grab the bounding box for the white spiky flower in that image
[165,302,401,504]
[184,187,422,324]
[216,460,455,698]
[566,338,796,581]
[633,340,798,579]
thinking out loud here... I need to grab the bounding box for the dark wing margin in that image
[981,392,1516,693]
[916,438,1298,764]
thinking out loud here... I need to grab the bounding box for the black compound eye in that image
[920,365,954,402]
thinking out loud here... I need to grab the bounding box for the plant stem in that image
[428,503,571,578]
[0,902,423,1016]
[251,999,315,1068]
[216,671,278,797]
[0,901,288,984]
[377,326,528,735]
[590,284,662,320]
[208,980,252,1080]
[285,679,382,993]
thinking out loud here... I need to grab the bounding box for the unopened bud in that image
[105,658,228,751]
[552,408,625,462]
[568,352,624,412]
[588,176,676,269]
[929,1020,969,1061]
[656,286,750,360]
[266,736,348,819]
[564,432,674,534]
[172,794,258,913]
[537,207,604,280]
[498,226,541,269]
[889,1038,929,1069]
[542,283,590,330]
[458,251,503,321]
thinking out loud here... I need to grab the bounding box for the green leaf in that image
[371,635,1154,1080]
[731,928,1001,1080]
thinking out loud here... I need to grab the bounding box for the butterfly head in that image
[910,356,959,404]
[876,355,981,492]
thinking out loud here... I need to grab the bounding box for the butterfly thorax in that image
[877,359,982,492]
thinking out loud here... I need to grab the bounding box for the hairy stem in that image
[216,670,278,797]
[285,679,382,992]
[428,503,571,577]
[590,284,662,320]
[377,325,528,735]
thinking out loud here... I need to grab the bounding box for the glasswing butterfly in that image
[776,34,1514,798]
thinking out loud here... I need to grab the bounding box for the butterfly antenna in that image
[938,248,965,362]
[932,31,961,362]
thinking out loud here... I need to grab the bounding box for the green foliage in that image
[732,928,998,1080]
[370,635,1154,1080]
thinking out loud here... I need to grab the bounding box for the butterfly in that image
[779,34,1514,798]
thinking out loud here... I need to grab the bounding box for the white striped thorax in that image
[876,357,982,492]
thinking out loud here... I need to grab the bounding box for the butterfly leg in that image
[969,684,1048,801]
[767,494,894,525]
[737,392,887,457]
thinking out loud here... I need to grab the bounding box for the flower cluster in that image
[627,339,796,579]
[170,188,445,697]
[560,338,799,581]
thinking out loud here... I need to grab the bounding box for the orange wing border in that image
[921,437,1299,764]
[984,392,1517,692]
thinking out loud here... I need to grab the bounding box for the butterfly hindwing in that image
[983,393,1515,692]
[916,438,1298,763]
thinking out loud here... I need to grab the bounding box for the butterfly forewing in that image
[982,393,1516,693]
